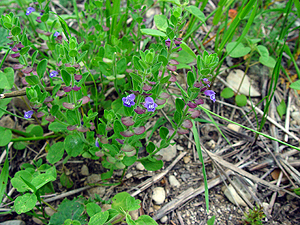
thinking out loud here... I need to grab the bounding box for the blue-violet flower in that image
[122,94,135,107]
[204,90,216,102]
[24,110,34,119]
[143,97,158,112]
[53,31,60,37]
[49,71,58,78]
[26,7,35,15]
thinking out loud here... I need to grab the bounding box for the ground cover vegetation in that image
[0,0,300,224]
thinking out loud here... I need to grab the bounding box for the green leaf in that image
[141,29,166,37]
[0,154,9,204]
[154,15,168,32]
[175,98,185,112]
[221,87,234,99]
[146,142,156,153]
[47,142,65,164]
[13,141,27,150]
[180,42,196,59]
[259,56,276,68]
[277,99,286,119]
[235,94,247,107]
[187,71,195,87]
[19,46,30,55]
[140,158,163,171]
[11,26,21,36]
[41,13,49,22]
[26,124,44,137]
[256,45,269,58]
[37,59,48,79]
[15,193,37,214]
[86,202,102,217]
[226,42,251,58]
[25,75,39,85]
[0,67,14,89]
[60,172,73,188]
[0,126,12,146]
[11,170,33,192]
[185,6,205,23]
[48,122,68,133]
[207,215,216,225]
[31,173,56,190]
[126,195,141,211]
[88,211,109,225]
[135,215,158,225]
[159,127,169,139]
[50,197,87,224]
[61,69,71,86]
[64,134,84,157]
[111,192,140,214]
[290,80,300,90]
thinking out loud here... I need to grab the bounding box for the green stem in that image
[199,105,300,151]
[11,135,59,142]
[0,48,11,70]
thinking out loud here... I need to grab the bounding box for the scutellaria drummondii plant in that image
[0,0,300,224]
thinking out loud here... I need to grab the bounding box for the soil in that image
[1,1,300,225]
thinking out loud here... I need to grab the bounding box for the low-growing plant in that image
[0,0,300,224]
[242,204,266,225]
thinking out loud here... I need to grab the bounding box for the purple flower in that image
[53,31,60,37]
[202,78,211,87]
[49,71,58,78]
[122,94,135,107]
[26,7,35,15]
[24,110,34,119]
[204,90,216,102]
[165,38,171,47]
[143,97,158,112]
[95,139,100,148]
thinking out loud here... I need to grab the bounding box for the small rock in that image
[129,209,139,220]
[136,162,145,171]
[291,112,300,125]
[126,172,133,179]
[0,220,26,225]
[158,140,177,161]
[183,156,191,164]
[152,187,166,205]
[202,103,211,111]
[205,139,216,149]
[153,205,161,210]
[149,207,154,213]
[227,123,240,132]
[32,217,43,225]
[87,174,106,198]
[226,69,260,97]
[45,207,56,217]
[160,215,168,223]
[177,145,184,151]
[0,116,15,129]
[80,165,89,176]
[169,175,180,188]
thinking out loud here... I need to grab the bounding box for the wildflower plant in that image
[0,0,299,224]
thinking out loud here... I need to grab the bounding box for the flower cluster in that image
[122,94,159,113]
